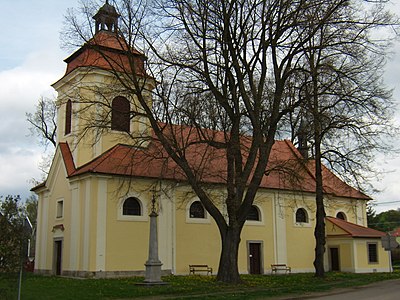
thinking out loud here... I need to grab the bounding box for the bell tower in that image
[297,119,309,159]
[93,0,119,33]
[52,1,153,168]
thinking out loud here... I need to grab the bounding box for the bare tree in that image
[26,96,57,148]
[26,96,58,178]
[287,0,397,277]
[61,0,397,282]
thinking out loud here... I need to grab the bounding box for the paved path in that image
[274,279,400,300]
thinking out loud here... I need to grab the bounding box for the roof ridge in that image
[59,142,76,176]
[71,143,124,176]
[58,137,368,200]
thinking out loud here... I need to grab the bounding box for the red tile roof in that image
[55,129,369,200]
[390,227,400,237]
[326,216,386,238]
[304,160,368,200]
[55,30,146,83]
[59,143,75,175]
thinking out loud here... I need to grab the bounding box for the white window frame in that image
[117,194,148,222]
[245,205,265,226]
[367,242,379,264]
[56,199,64,219]
[186,199,211,224]
[294,207,311,227]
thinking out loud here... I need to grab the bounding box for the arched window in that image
[65,100,72,135]
[295,208,308,223]
[246,205,261,221]
[336,212,347,220]
[111,96,130,132]
[122,197,141,216]
[189,201,205,218]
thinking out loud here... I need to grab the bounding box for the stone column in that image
[144,196,164,284]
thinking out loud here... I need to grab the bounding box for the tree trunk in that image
[313,186,326,276]
[216,226,242,283]
[313,138,326,277]
[309,47,326,277]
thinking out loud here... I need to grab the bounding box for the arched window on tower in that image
[111,96,130,132]
[65,100,72,135]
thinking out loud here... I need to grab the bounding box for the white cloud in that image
[0,47,66,199]
[372,164,400,213]
[0,146,43,199]
[369,48,400,211]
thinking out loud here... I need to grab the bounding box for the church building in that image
[32,1,390,277]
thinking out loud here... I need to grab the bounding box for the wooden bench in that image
[189,264,213,275]
[271,264,291,274]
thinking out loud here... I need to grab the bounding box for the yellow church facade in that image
[33,152,390,277]
[32,2,390,278]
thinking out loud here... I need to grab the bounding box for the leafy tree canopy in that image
[0,195,30,273]
[368,209,400,232]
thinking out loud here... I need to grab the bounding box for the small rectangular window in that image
[368,243,378,263]
[56,200,64,219]
[65,100,72,135]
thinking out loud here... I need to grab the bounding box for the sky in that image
[0,0,400,213]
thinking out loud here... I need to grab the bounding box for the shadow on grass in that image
[1,271,400,300]
[0,272,21,300]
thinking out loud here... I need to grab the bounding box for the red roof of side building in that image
[390,227,400,237]
[51,129,369,200]
[326,216,386,238]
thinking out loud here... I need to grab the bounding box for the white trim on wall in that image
[352,239,358,271]
[69,182,80,271]
[273,193,287,264]
[38,193,49,270]
[82,180,91,271]
[158,183,175,272]
[356,200,366,226]
[96,178,107,271]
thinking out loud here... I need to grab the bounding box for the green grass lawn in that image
[1,271,400,300]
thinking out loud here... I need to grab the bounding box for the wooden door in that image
[249,243,261,274]
[54,240,62,275]
[330,247,340,271]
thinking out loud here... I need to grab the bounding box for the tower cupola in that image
[297,119,309,159]
[93,0,120,33]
